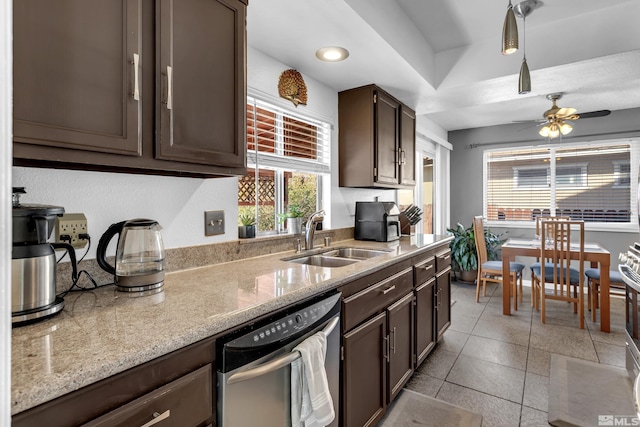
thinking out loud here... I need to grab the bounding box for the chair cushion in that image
[531,264,581,285]
[584,268,624,284]
[482,260,525,273]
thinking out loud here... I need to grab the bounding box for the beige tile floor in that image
[404,279,627,427]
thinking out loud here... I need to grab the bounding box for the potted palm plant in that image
[238,211,256,238]
[447,222,502,283]
[277,204,305,234]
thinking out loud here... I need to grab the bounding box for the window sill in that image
[485,220,639,233]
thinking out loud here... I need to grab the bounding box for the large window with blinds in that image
[238,96,331,234]
[484,140,639,227]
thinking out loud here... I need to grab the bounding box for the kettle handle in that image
[96,221,126,275]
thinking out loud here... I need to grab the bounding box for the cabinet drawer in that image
[83,364,213,427]
[414,256,435,286]
[343,267,413,331]
[435,250,451,273]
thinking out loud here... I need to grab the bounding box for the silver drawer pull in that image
[424,264,433,271]
[140,410,170,427]
[382,285,396,295]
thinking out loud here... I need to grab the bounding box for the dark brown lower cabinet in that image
[436,267,452,339]
[414,277,436,367]
[386,292,414,402]
[82,364,212,427]
[342,312,387,427]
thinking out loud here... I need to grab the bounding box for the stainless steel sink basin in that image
[321,247,391,259]
[287,255,358,268]
[284,247,391,267]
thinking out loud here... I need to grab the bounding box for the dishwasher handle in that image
[226,316,339,385]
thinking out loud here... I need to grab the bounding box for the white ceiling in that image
[247,0,640,132]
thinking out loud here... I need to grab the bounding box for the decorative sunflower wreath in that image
[278,69,308,107]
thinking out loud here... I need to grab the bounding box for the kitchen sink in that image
[284,247,391,267]
[321,247,391,259]
[287,255,358,268]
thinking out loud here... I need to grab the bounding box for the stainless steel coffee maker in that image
[11,187,77,325]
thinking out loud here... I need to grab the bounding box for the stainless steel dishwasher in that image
[217,292,341,427]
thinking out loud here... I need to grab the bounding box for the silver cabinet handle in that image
[397,147,402,165]
[140,410,170,427]
[401,148,406,166]
[382,285,396,295]
[391,326,397,354]
[424,264,434,271]
[166,65,173,110]
[132,53,140,101]
[227,316,339,384]
[383,336,390,362]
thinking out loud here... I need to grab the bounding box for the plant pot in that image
[458,269,477,284]
[287,217,303,235]
[238,225,255,239]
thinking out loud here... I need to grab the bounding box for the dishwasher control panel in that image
[225,293,341,349]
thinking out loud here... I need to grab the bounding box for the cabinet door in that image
[157,0,246,168]
[415,278,435,367]
[436,267,452,339]
[387,293,414,403]
[399,106,416,186]
[374,91,400,186]
[13,0,142,155]
[343,312,387,427]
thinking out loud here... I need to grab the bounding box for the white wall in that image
[1,0,11,424]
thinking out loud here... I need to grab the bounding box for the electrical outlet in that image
[55,213,88,249]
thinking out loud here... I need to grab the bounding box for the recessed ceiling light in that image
[315,46,349,62]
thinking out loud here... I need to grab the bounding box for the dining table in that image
[501,238,611,332]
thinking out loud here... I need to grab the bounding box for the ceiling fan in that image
[520,92,611,139]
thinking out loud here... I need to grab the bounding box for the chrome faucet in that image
[305,210,325,250]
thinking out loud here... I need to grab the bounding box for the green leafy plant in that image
[238,211,256,226]
[447,222,502,272]
[277,204,305,224]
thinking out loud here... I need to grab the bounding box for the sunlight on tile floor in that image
[403,280,627,427]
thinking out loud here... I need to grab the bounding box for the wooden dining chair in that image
[531,219,585,328]
[585,267,626,322]
[531,215,570,298]
[472,216,525,307]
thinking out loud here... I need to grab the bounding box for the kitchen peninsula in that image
[12,234,452,427]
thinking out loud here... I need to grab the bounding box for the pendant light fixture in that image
[513,0,541,94]
[502,0,518,55]
[518,12,531,94]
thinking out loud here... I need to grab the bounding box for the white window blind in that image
[246,96,330,173]
[484,140,638,224]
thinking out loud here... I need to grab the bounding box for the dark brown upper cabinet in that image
[338,85,416,188]
[13,0,143,156]
[13,0,247,178]
[156,0,246,169]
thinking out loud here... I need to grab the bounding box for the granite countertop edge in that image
[11,235,452,415]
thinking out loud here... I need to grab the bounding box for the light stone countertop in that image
[11,235,452,415]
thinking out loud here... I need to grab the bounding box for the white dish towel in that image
[291,331,335,427]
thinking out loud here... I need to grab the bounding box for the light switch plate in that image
[205,210,225,236]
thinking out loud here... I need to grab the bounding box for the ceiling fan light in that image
[502,2,518,55]
[518,58,531,94]
[539,126,551,137]
[560,122,573,135]
[549,124,560,139]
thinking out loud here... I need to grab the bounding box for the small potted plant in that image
[278,204,305,234]
[447,222,502,283]
[238,211,256,239]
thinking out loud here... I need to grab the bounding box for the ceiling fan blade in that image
[513,119,545,124]
[556,107,577,117]
[576,110,611,119]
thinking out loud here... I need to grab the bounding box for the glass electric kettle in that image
[96,219,165,292]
